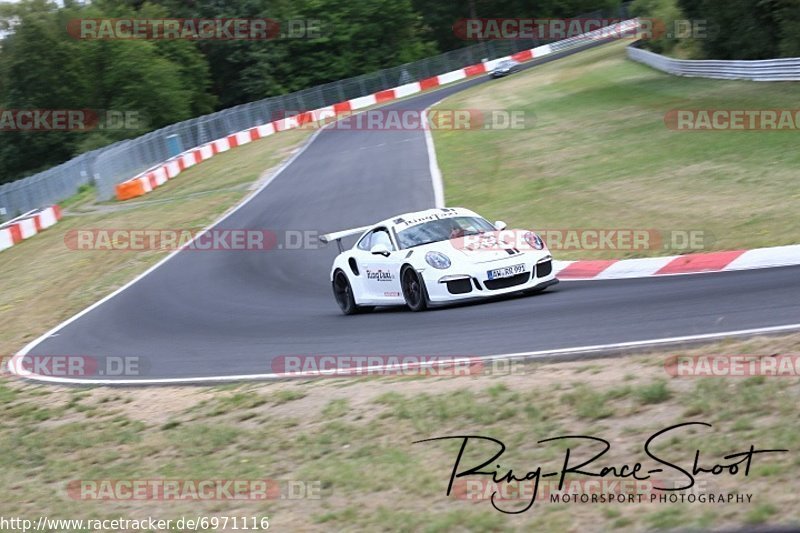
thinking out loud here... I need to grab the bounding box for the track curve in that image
[17,47,800,383]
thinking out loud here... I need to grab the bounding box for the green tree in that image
[0,8,89,182]
[412,0,623,52]
[677,0,782,59]
[0,0,216,183]
[776,0,800,57]
[630,0,686,55]
[152,0,438,107]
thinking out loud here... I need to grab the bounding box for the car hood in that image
[408,230,547,264]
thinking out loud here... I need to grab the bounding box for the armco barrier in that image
[627,44,800,81]
[0,205,62,253]
[115,19,640,201]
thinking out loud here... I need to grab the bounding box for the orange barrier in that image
[115,179,147,201]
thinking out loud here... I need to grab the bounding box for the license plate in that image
[487,263,526,280]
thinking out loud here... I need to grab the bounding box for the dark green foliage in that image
[635,0,800,60]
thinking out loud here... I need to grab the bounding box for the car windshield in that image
[396,216,497,249]
[497,61,514,69]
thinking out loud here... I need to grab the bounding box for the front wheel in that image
[401,267,429,312]
[333,271,373,315]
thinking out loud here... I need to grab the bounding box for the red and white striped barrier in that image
[552,244,800,280]
[0,226,13,251]
[0,205,62,253]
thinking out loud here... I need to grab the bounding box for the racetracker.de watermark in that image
[665,355,800,377]
[665,109,800,131]
[63,229,321,251]
[0,109,144,132]
[453,18,671,41]
[67,479,321,500]
[73,17,715,44]
[271,355,482,377]
[68,18,327,40]
[274,109,536,131]
[451,229,712,253]
[452,18,711,41]
[3,355,143,377]
[270,356,547,378]
[453,478,721,504]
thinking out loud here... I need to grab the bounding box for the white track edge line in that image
[11,323,800,385]
[422,99,447,209]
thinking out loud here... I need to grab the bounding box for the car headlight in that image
[524,232,545,250]
[425,251,451,269]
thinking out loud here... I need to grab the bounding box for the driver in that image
[448,220,466,239]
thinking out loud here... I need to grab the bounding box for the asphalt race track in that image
[19,45,800,382]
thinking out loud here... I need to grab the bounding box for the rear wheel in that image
[401,267,429,312]
[333,271,373,315]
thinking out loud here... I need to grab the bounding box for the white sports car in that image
[320,207,558,314]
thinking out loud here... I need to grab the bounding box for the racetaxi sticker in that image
[366,269,394,281]
[393,208,461,228]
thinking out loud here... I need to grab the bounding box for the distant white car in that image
[320,207,557,314]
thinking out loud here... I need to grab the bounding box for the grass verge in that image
[432,40,800,260]
[1,334,798,530]
[0,128,310,357]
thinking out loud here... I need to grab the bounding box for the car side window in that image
[371,229,395,251]
[357,231,372,251]
[358,228,394,252]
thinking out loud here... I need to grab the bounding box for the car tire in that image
[401,266,429,312]
[332,270,373,315]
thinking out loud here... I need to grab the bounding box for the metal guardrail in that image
[627,44,800,81]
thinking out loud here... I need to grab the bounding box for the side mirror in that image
[494,220,507,231]
[370,243,391,257]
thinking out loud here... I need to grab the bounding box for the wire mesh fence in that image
[0,7,628,218]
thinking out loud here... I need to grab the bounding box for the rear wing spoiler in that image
[319,225,371,252]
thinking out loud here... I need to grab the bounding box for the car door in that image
[360,228,404,303]
[347,229,377,302]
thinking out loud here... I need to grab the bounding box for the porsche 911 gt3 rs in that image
[320,207,558,314]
